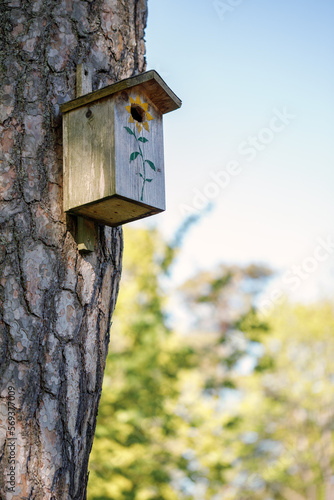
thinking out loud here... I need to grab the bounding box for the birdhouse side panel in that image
[63,99,116,213]
[113,92,165,211]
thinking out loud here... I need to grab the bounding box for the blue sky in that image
[135,0,334,300]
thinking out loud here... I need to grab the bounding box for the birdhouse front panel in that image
[61,71,181,227]
[114,90,165,211]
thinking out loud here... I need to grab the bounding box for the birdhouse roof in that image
[60,70,182,115]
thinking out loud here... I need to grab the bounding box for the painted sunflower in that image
[126,95,154,132]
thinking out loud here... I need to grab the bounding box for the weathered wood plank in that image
[114,91,165,210]
[76,63,93,96]
[69,195,163,227]
[77,216,96,252]
[64,98,115,211]
[74,63,96,253]
[60,70,182,115]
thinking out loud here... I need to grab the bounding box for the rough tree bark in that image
[0,0,147,498]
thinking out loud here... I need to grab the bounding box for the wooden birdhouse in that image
[61,70,181,227]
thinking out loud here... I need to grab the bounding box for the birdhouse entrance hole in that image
[131,104,145,123]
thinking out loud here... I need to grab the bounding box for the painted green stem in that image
[134,127,147,201]
[125,124,154,202]
[141,158,146,201]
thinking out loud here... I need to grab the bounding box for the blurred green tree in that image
[87,228,270,499]
[87,226,196,500]
[174,264,271,498]
[88,225,334,500]
[223,302,334,500]
[178,267,334,500]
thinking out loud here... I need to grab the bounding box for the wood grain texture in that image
[63,98,115,212]
[70,195,163,227]
[77,217,96,252]
[76,64,93,97]
[114,91,165,210]
[60,70,182,115]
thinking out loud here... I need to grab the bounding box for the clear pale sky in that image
[135,0,334,301]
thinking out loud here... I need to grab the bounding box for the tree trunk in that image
[0,0,147,498]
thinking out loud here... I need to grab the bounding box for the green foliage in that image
[223,302,334,499]
[235,308,270,341]
[88,225,334,500]
[88,227,196,500]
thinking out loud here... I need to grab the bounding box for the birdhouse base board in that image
[67,195,164,227]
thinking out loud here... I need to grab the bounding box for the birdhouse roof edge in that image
[60,70,182,115]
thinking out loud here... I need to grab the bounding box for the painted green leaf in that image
[130,152,140,162]
[138,137,148,143]
[146,179,153,182]
[124,126,135,136]
[138,173,144,178]
[145,160,156,171]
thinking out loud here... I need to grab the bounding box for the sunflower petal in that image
[125,105,131,113]
[146,112,153,121]
[129,115,134,123]
[137,123,142,132]
[129,96,135,104]
[135,95,142,105]
[143,121,149,132]
[142,102,148,112]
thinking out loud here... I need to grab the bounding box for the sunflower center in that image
[131,104,145,123]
